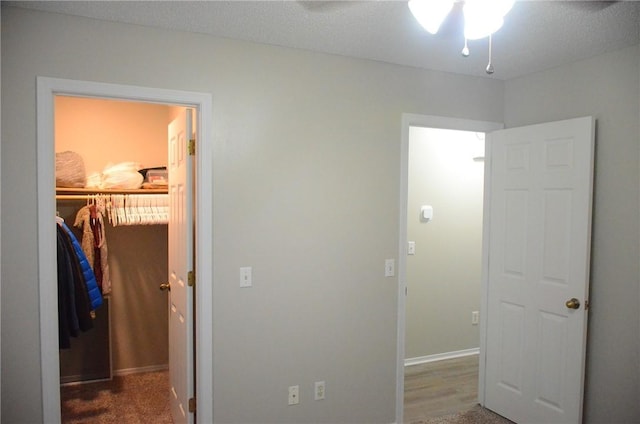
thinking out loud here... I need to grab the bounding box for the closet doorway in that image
[55,96,189,422]
[37,77,213,424]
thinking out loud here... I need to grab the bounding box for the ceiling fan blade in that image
[296,1,360,12]
[564,1,620,12]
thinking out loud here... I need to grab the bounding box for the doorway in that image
[395,114,503,424]
[36,77,213,423]
[403,126,486,420]
[405,126,485,363]
[55,96,182,421]
[397,114,594,424]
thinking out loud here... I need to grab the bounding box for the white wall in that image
[0,6,504,423]
[504,44,640,423]
[405,128,484,359]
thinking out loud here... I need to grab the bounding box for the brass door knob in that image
[565,298,580,310]
[159,282,171,292]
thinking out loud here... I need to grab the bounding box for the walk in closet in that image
[56,96,184,421]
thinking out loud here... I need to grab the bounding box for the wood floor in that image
[404,355,481,423]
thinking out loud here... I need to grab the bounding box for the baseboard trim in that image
[404,347,479,367]
[113,364,169,376]
[60,375,112,386]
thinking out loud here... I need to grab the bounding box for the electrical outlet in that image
[472,311,479,325]
[288,385,299,405]
[314,381,325,400]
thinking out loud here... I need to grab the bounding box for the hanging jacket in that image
[59,221,103,310]
[74,206,95,268]
[74,205,111,294]
[57,224,94,348]
[57,224,77,349]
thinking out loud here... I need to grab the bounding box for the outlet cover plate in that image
[288,385,299,405]
[314,381,325,400]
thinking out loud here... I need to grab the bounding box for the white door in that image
[167,110,194,424]
[483,117,594,423]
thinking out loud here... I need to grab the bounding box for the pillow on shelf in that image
[56,151,87,188]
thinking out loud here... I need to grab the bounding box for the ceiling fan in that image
[408,0,514,40]
[295,0,622,75]
[407,0,514,73]
[296,1,362,12]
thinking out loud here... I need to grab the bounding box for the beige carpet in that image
[409,405,514,424]
[61,370,172,423]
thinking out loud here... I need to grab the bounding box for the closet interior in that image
[55,95,185,419]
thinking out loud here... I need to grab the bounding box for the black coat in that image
[57,224,93,349]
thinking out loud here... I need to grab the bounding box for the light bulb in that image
[463,0,514,40]
[408,0,454,34]
[464,13,504,40]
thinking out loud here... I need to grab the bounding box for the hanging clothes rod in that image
[57,194,101,200]
[56,187,168,195]
[56,187,168,201]
[56,191,170,226]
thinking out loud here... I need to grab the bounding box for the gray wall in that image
[0,6,503,423]
[405,127,484,359]
[4,5,638,424]
[504,44,640,423]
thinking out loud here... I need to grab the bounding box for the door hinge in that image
[188,138,196,156]
[188,270,195,287]
[188,397,196,413]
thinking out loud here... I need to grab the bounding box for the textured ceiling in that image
[7,0,640,80]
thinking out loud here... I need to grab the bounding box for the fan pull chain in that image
[486,34,495,74]
[461,37,470,57]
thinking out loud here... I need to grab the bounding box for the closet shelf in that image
[56,187,168,195]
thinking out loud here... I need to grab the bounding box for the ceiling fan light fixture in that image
[463,12,504,40]
[408,0,454,34]
[409,0,515,74]
[463,0,514,38]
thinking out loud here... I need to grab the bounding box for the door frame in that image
[396,113,503,424]
[36,77,214,423]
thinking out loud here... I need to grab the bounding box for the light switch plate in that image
[240,266,252,288]
[385,259,395,277]
[408,241,416,255]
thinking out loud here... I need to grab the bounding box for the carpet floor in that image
[409,404,514,424]
[60,370,172,423]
